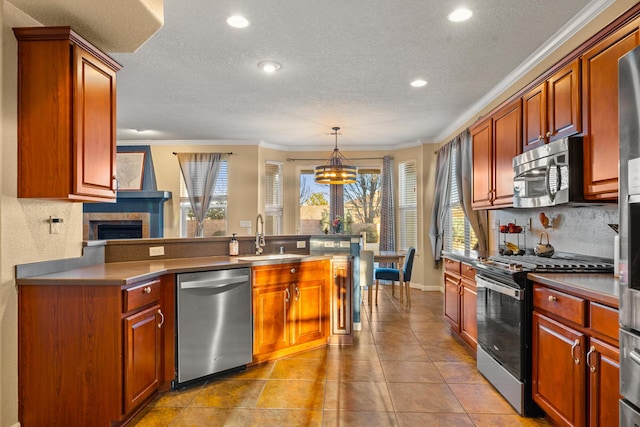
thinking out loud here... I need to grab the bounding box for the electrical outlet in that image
[296,240,306,248]
[149,246,165,257]
[50,222,59,234]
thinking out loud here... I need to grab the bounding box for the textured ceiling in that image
[113,0,601,149]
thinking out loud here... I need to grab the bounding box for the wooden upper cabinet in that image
[471,98,521,209]
[582,18,640,201]
[523,60,581,152]
[14,27,121,202]
[492,99,522,207]
[523,81,547,151]
[471,117,493,209]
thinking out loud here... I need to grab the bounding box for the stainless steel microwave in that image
[512,137,584,208]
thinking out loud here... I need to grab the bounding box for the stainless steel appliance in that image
[176,268,252,386]
[475,253,613,417]
[618,44,640,423]
[512,136,584,208]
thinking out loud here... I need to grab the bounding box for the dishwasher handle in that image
[180,274,249,290]
[476,275,524,300]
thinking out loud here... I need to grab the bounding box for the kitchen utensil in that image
[534,232,554,257]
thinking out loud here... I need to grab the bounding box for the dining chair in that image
[373,247,416,305]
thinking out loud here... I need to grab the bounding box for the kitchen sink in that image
[237,254,306,261]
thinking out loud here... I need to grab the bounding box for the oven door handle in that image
[476,276,524,300]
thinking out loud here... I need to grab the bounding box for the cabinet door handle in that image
[571,339,580,365]
[586,345,596,372]
[295,286,300,301]
[157,309,164,329]
[143,286,152,294]
[284,288,290,303]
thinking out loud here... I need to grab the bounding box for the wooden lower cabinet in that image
[442,257,477,349]
[252,260,330,362]
[531,283,620,427]
[18,277,174,426]
[124,304,162,414]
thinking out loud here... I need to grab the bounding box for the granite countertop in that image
[527,272,619,308]
[15,254,338,287]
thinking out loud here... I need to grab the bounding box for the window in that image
[444,145,477,253]
[265,161,283,235]
[398,161,417,250]
[298,167,381,249]
[179,159,228,237]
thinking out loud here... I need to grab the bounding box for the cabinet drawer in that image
[590,302,619,342]
[533,285,586,326]
[461,263,476,281]
[444,258,461,274]
[123,280,161,313]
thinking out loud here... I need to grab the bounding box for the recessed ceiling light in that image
[258,60,282,73]
[227,15,250,28]
[410,79,428,88]
[448,7,473,22]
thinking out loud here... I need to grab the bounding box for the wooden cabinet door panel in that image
[254,283,290,355]
[292,278,327,345]
[588,337,620,427]
[460,280,477,349]
[523,82,547,151]
[548,60,581,140]
[532,311,586,427]
[492,99,521,207]
[471,118,493,209]
[444,273,461,331]
[74,46,117,199]
[124,304,161,414]
[582,19,640,200]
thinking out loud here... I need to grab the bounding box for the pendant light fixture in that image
[314,127,357,184]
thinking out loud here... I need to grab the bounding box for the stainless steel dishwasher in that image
[176,267,252,386]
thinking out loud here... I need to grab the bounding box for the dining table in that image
[373,250,408,306]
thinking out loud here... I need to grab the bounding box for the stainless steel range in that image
[474,252,613,417]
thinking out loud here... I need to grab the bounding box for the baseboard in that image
[409,282,442,292]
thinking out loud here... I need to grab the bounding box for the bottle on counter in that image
[229,233,239,256]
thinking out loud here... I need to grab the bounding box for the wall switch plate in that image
[149,246,165,257]
[296,241,306,248]
[50,222,59,234]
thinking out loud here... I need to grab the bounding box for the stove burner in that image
[479,253,613,273]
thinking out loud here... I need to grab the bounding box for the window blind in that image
[265,161,283,234]
[398,160,417,250]
[444,145,476,252]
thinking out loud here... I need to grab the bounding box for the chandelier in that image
[314,127,357,184]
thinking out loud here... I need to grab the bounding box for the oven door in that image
[476,274,525,380]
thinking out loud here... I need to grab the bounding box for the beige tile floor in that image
[130,287,553,426]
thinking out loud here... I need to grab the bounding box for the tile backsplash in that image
[490,204,618,259]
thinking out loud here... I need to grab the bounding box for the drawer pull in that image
[548,295,557,302]
[571,339,580,365]
[587,346,596,372]
[290,268,296,274]
[142,286,152,294]
[157,309,164,328]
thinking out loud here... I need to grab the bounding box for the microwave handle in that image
[544,157,556,202]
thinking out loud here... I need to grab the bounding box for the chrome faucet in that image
[255,214,265,254]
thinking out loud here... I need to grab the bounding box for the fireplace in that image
[83,191,171,240]
[97,222,143,239]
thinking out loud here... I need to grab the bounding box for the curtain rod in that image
[286,156,391,162]
[172,152,234,155]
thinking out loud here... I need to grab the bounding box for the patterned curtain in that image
[456,129,489,257]
[176,153,223,237]
[429,144,452,266]
[379,155,395,260]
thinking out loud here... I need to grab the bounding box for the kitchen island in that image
[15,237,356,427]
